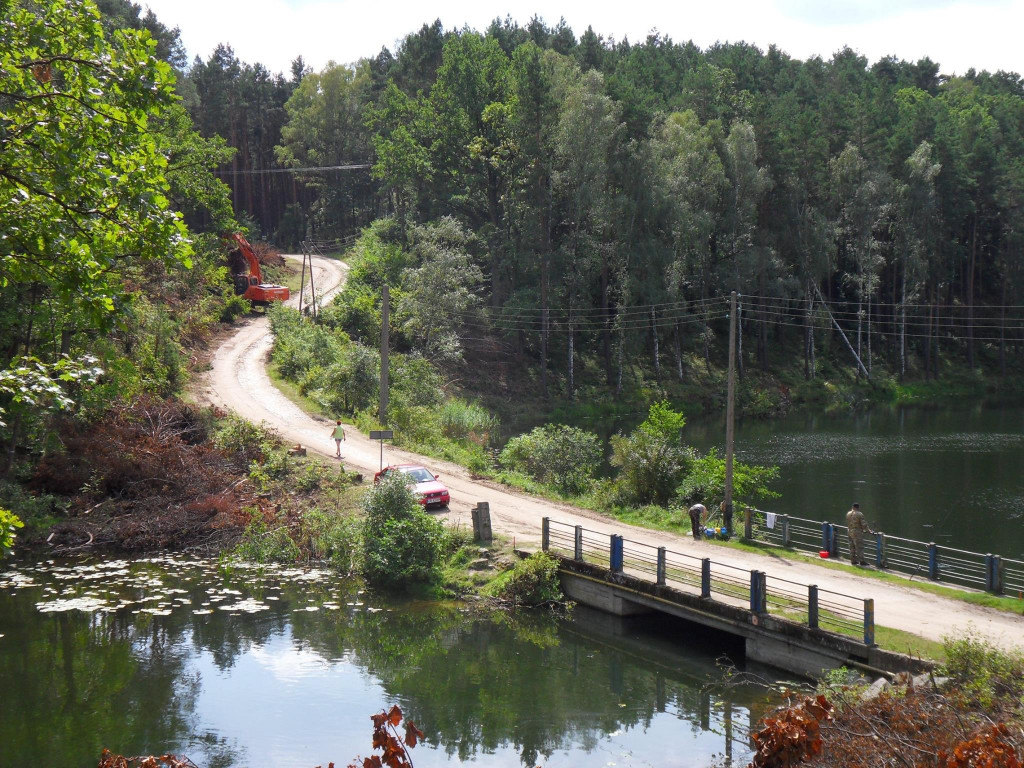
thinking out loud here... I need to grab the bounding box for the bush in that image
[213,413,272,466]
[230,510,300,563]
[499,424,601,495]
[299,508,361,571]
[1,507,23,555]
[676,448,780,507]
[940,634,1024,710]
[610,410,695,506]
[488,552,564,607]
[361,471,445,589]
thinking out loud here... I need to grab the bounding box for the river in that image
[687,404,1024,559]
[0,555,783,768]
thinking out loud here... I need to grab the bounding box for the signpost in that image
[369,429,394,472]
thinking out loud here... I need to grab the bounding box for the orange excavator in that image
[226,233,290,303]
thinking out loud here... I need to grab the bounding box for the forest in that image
[4,0,1024,522]
[175,14,1024,398]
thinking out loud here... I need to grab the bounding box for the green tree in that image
[498,424,602,495]
[610,401,694,506]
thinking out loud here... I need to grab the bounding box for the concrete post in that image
[808,585,819,628]
[656,547,666,585]
[574,525,583,561]
[701,558,711,598]
[542,517,549,551]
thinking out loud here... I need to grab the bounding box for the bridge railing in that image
[749,510,1011,595]
[542,518,875,645]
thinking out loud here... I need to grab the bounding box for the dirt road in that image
[198,253,1024,652]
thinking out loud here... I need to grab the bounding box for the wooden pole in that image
[298,243,308,316]
[726,292,742,538]
[380,285,389,426]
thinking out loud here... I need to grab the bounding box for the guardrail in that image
[543,518,875,645]
[748,509,1022,596]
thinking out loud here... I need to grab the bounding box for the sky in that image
[141,0,1023,77]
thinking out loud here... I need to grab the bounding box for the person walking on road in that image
[688,503,707,540]
[846,502,873,565]
[330,420,346,459]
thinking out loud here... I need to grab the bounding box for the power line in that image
[214,163,372,175]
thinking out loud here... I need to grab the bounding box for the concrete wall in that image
[555,558,931,678]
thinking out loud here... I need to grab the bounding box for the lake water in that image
[0,555,783,768]
[687,405,1024,559]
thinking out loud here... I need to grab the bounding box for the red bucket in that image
[819,550,830,558]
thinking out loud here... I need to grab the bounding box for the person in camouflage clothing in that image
[846,503,873,565]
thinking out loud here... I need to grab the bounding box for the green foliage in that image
[940,633,1024,710]
[0,356,103,428]
[488,552,565,607]
[212,413,272,465]
[230,510,301,563]
[676,448,780,507]
[610,402,695,506]
[0,0,192,326]
[298,508,361,570]
[498,424,601,495]
[0,507,24,555]
[0,480,66,536]
[361,471,446,589]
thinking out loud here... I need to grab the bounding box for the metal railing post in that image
[610,535,624,573]
[808,585,819,629]
[656,547,666,585]
[822,521,830,552]
[864,598,875,645]
[542,517,550,551]
[701,558,711,598]
[928,542,939,580]
[991,555,1004,594]
[758,571,767,613]
[750,571,766,613]
[985,553,994,592]
[574,525,583,561]
[781,515,790,547]
[829,524,839,558]
[876,532,885,568]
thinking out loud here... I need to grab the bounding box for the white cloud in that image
[143,0,1024,77]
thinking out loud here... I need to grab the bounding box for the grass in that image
[707,535,1024,616]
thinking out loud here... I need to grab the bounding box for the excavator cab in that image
[226,234,289,304]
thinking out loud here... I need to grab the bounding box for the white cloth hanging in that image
[765,512,777,529]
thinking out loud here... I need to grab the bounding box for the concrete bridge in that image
[542,518,931,678]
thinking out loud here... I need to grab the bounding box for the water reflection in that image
[686,406,1024,557]
[0,556,779,768]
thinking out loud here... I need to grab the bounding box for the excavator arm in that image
[225,233,289,304]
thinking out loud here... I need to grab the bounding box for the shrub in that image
[299,508,361,571]
[230,510,300,563]
[940,634,1024,710]
[488,552,564,607]
[361,471,445,589]
[610,401,695,506]
[213,413,272,466]
[1,507,23,555]
[499,424,601,495]
[676,448,780,507]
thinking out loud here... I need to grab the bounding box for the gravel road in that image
[196,253,1024,652]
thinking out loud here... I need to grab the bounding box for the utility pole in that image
[379,285,389,426]
[725,291,742,539]
[298,243,308,316]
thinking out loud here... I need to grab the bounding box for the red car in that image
[373,464,451,508]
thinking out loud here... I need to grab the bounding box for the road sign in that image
[369,430,394,440]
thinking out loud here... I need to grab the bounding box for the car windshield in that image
[401,467,435,483]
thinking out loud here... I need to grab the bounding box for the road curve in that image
[197,253,1024,652]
